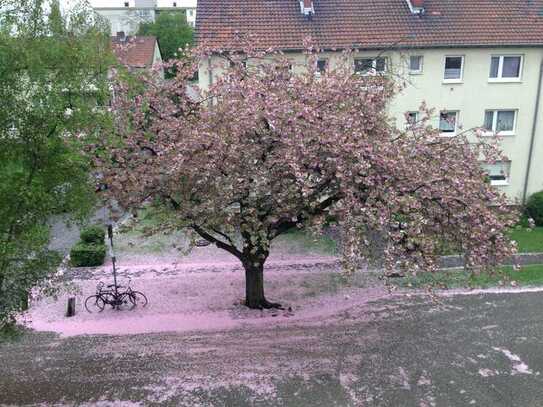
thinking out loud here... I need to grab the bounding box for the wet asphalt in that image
[2,291,543,406]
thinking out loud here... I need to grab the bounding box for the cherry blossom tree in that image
[97,44,517,309]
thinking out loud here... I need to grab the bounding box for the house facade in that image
[94,0,197,36]
[195,0,543,203]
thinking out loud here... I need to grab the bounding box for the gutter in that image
[522,57,543,205]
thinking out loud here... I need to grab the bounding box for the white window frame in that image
[439,111,459,137]
[354,57,387,76]
[409,55,423,74]
[488,55,523,82]
[443,55,464,83]
[405,111,419,129]
[316,58,328,75]
[482,161,511,186]
[482,109,517,136]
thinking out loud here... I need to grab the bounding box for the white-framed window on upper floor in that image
[188,9,194,17]
[483,110,517,136]
[489,55,523,81]
[354,57,387,76]
[439,111,458,136]
[482,161,511,186]
[443,56,464,83]
[405,111,419,129]
[316,59,328,75]
[409,55,423,74]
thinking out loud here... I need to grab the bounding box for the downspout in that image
[522,57,543,205]
[207,56,213,86]
[207,56,213,106]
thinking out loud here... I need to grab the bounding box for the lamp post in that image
[107,224,119,296]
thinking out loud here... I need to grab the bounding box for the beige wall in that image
[198,47,543,203]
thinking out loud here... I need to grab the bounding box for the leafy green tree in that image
[0,0,114,327]
[137,11,193,64]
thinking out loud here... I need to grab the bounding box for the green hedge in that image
[80,225,106,244]
[526,191,543,226]
[70,243,106,267]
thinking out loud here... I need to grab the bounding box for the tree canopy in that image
[0,0,114,326]
[137,11,193,64]
[99,44,517,309]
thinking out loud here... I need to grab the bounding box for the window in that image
[409,56,423,74]
[489,55,522,81]
[482,161,511,186]
[444,56,464,82]
[188,10,194,16]
[405,111,419,128]
[136,9,152,19]
[354,57,387,75]
[483,110,517,135]
[316,59,327,74]
[439,111,458,136]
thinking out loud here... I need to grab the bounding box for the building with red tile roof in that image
[195,0,543,203]
[112,34,163,69]
[196,0,543,51]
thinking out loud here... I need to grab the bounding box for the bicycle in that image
[85,279,148,313]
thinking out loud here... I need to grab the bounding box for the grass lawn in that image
[508,226,543,253]
[275,229,338,256]
[114,206,338,257]
[116,205,543,257]
[393,264,543,290]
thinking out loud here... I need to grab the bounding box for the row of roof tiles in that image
[195,0,543,50]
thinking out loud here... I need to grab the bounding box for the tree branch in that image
[269,192,343,239]
[192,224,243,260]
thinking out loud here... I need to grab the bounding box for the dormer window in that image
[406,0,425,14]
[299,0,315,18]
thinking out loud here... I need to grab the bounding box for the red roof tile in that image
[195,0,543,50]
[112,36,158,68]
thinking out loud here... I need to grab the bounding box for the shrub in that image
[80,225,105,244]
[526,191,543,226]
[70,242,106,267]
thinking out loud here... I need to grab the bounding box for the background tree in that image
[99,45,517,309]
[137,11,193,69]
[0,0,113,327]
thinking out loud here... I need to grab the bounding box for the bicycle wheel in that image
[129,291,148,308]
[85,295,106,313]
[115,293,136,311]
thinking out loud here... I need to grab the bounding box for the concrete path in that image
[2,290,543,406]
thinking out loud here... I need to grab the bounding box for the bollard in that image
[66,297,76,317]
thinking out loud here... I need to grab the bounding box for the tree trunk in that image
[242,259,282,309]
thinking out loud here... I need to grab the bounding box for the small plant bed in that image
[69,225,106,267]
[393,264,543,290]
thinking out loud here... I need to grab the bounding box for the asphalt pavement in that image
[2,291,543,406]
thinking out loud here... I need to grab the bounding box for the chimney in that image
[406,0,425,15]
[299,0,315,19]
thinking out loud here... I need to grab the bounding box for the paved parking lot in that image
[2,289,543,406]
